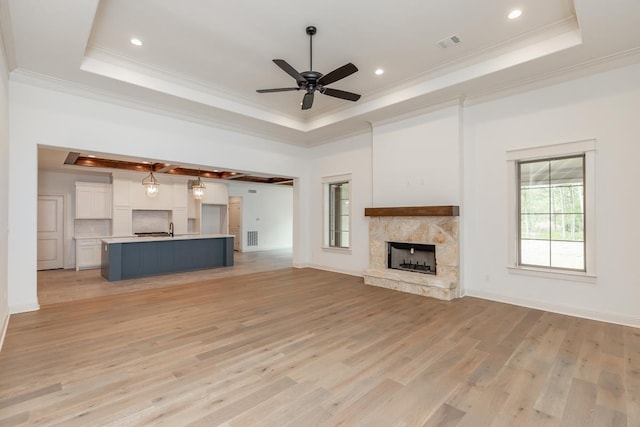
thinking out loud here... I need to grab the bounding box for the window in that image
[323,174,351,250]
[507,140,596,281]
[518,155,584,270]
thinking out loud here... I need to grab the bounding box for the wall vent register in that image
[247,231,259,247]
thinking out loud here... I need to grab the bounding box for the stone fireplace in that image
[363,206,460,301]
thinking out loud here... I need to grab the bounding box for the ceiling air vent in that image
[436,35,461,49]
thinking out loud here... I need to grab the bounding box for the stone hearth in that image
[363,206,459,301]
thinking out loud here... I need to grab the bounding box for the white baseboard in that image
[241,246,293,253]
[307,263,364,278]
[293,263,310,269]
[0,310,9,352]
[464,289,640,328]
[9,303,40,315]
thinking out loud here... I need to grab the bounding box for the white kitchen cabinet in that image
[173,182,188,208]
[201,182,229,205]
[75,182,112,219]
[75,238,102,270]
[112,206,132,236]
[112,177,130,207]
[172,207,188,235]
[187,190,200,219]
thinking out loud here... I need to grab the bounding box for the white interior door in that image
[229,197,242,251]
[37,195,64,270]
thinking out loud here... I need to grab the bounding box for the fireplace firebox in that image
[387,242,436,275]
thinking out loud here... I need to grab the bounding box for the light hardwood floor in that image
[37,248,293,305]
[2,266,639,426]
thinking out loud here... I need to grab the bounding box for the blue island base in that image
[101,236,234,281]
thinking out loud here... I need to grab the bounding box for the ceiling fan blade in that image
[321,87,361,102]
[317,63,358,86]
[273,59,305,82]
[301,92,314,110]
[256,87,300,93]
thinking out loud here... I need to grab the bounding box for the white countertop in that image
[101,234,234,244]
[74,235,112,240]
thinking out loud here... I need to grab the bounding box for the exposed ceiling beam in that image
[66,154,292,185]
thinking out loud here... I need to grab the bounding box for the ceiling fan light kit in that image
[257,26,361,110]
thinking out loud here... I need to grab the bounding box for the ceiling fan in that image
[257,26,361,110]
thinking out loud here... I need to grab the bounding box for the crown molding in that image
[350,17,580,106]
[9,40,638,150]
[84,44,366,122]
[9,68,316,146]
[463,46,640,108]
[306,21,582,133]
[83,45,309,126]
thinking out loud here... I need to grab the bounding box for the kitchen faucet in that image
[169,222,174,237]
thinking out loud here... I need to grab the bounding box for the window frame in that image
[507,140,596,282]
[322,174,352,252]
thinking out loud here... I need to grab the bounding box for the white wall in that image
[372,105,461,207]
[38,170,111,269]
[463,63,640,326]
[305,107,462,277]
[308,132,372,276]
[0,31,10,347]
[227,181,293,252]
[8,82,310,313]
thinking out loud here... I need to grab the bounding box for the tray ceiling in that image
[3,0,640,146]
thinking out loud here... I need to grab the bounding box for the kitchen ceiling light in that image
[130,38,143,46]
[375,69,384,75]
[192,171,206,200]
[508,9,522,19]
[142,167,159,197]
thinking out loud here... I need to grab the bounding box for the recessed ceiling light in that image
[87,154,96,158]
[375,69,384,76]
[130,38,143,46]
[508,9,522,19]
[142,161,150,164]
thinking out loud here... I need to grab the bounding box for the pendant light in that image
[142,164,160,197]
[192,170,206,200]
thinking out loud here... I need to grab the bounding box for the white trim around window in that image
[506,139,596,282]
[322,173,352,253]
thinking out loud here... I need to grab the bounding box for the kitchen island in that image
[101,234,234,281]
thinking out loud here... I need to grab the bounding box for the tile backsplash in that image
[132,210,171,233]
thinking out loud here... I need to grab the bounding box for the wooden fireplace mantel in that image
[364,205,459,217]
